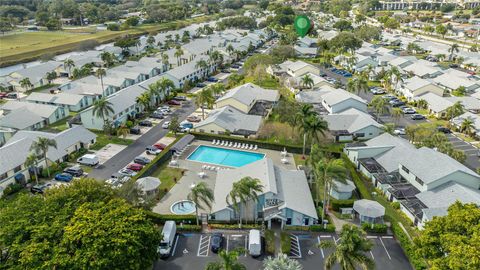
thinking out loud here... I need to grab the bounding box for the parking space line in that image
[320,235,332,238]
[382,236,393,239]
[370,251,375,260]
[379,238,392,260]
[226,235,229,252]
[367,236,377,239]
[172,235,179,256]
[197,235,211,257]
[317,236,325,259]
[245,234,248,257]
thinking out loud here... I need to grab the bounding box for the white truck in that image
[77,154,99,166]
[158,221,177,258]
[248,229,262,257]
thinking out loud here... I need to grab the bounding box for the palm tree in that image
[136,92,151,111]
[30,137,57,178]
[460,118,475,136]
[346,75,368,94]
[195,59,209,78]
[313,158,346,222]
[382,123,396,135]
[195,88,215,120]
[369,96,390,121]
[319,224,374,270]
[19,78,33,91]
[24,153,40,185]
[389,66,403,90]
[63,59,75,77]
[92,97,114,133]
[158,77,175,98]
[205,250,246,270]
[448,43,460,61]
[226,177,263,227]
[263,253,303,270]
[161,53,170,71]
[446,101,464,123]
[304,115,328,150]
[209,83,225,97]
[148,82,161,105]
[95,68,107,96]
[391,108,403,125]
[226,44,234,55]
[295,104,318,157]
[174,46,184,66]
[117,125,130,139]
[188,182,214,226]
[301,74,314,90]
[100,52,115,68]
[146,35,155,48]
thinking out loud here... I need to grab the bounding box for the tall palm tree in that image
[92,97,114,133]
[19,78,33,91]
[389,66,403,90]
[460,118,474,136]
[117,124,130,139]
[319,224,374,270]
[24,153,40,185]
[301,74,314,90]
[100,52,115,68]
[446,101,464,123]
[205,250,246,270]
[95,68,107,96]
[369,96,390,121]
[30,137,57,178]
[391,108,403,125]
[226,44,234,55]
[295,104,318,157]
[304,115,328,150]
[226,177,263,226]
[158,77,175,97]
[136,92,151,111]
[346,75,368,94]
[174,46,184,66]
[448,43,460,61]
[188,182,214,226]
[161,53,170,71]
[313,158,346,222]
[148,82,161,105]
[195,88,215,120]
[195,59,209,78]
[63,59,75,77]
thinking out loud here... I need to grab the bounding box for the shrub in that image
[330,199,355,211]
[145,212,196,225]
[392,223,427,270]
[264,229,275,255]
[361,223,388,233]
[177,225,201,232]
[107,23,120,31]
[2,183,23,197]
[391,201,400,209]
[310,224,336,232]
[280,231,291,254]
[209,224,261,230]
[284,225,309,231]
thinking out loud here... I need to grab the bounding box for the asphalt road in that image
[89,100,196,180]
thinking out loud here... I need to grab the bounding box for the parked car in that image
[207,77,218,82]
[63,166,84,177]
[130,126,141,135]
[31,183,52,194]
[0,92,8,99]
[6,92,18,99]
[248,230,262,257]
[118,168,137,177]
[187,115,201,122]
[139,120,153,127]
[394,128,406,135]
[154,143,167,150]
[173,96,187,101]
[146,146,162,155]
[162,121,171,129]
[135,112,145,119]
[370,87,386,95]
[391,101,406,107]
[55,173,73,182]
[77,154,99,166]
[127,163,143,171]
[158,109,170,115]
[382,94,396,100]
[411,114,426,120]
[402,107,416,114]
[151,112,164,119]
[211,233,224,253]
[158,221,177,258]
[159,105,170,111]
[134,156,151,165]
[436,126,451,134]
[180,121,193,129]
[167,100,181,106]
[196,83,206,87]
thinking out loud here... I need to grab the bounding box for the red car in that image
[127,163,144,171]
[153,143,167,150]
[167,100,181,106]
[0,92,8,99]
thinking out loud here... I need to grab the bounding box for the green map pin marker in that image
[294,15,311,38]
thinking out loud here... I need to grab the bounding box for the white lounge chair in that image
[211,166,216,171]
[233,142,237,148]
[219,141,223,146]
[212,139,216,145]
[236,143,240,148]
[228,142,233,147]
[281,158,288,164]
[254,145,258,150]
[198,172,206,178]
[243,144,247,149]
[249,144,253,150]
[216,167,220,171]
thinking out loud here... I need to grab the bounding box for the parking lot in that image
[153,232,411,270]
[446,133,480,169]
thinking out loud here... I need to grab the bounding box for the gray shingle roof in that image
[26,92,84,106]
[0,108,45,130]
[1,101,58,119]
[416,182,480,209]
[217,83,279,106]
[323,108,383,133]
[194,106,262,133]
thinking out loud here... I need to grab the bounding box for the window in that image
[356,133,365,137]
[13,165,22,173]
[286,218,292,225]
[415,177,424,185]
[402,165,409,174]
[210,130,215,133]
[199,129,205,133]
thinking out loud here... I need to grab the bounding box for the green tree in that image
[188,182,214,226]
[92,97,115,134]
[169,115,180,135]
[195,59,209,78]
[125,16,139,26]
[415,202,480,270]
[448,43,459,61]
[100,51,115,67]
[226,177,263,226]
[313,157,346,221]
[369,96,390,121]
[19,77,33,91]
[435,24,448,38]
[95,68,107,95]
[391,108,403,125]
[136,92,151,111]
[320,224,374,270]
[445,101,464,122]
[174,46,184,66]
[383,17,399,29]
[263,253,303,270]
[0,18,13,34]
[24,153,40,185]
[46,72,57,83]
[30,137,57,178]
[346,74,368,94]
[196,88,215,120]
[301,74,314,90]
[460,118,475,136]
[63,58,75,77]
[333,20,353,31]
[295,104,318,157]
[206,250,246,270]
[116,125,130,139]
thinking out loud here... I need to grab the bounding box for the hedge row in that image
[342,154,372,200]
[361,223,388,233]
[284,224,335,233]
[391,223,427,270]
[146,212,196,225]
[280,231,291,254]
[177,225,202,232]
[209,224,261,230]
[330,199,355,211]
[264,230,275,255]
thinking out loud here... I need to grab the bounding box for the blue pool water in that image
[187,145,265,167]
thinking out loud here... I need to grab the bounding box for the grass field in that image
[0,15,214,67]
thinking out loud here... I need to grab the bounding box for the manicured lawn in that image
[150,163,185,199]
[89,132,134,150]
[293,153,307,166]
[244,75,280,89]
[41,117,71,132]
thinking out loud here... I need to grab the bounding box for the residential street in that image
[89,100,196,180]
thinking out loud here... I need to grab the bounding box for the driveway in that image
[89,100,196,180]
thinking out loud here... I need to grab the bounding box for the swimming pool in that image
[187,145,265,167]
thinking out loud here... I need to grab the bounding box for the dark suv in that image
[211,233,224,253]
[63,166,84,177]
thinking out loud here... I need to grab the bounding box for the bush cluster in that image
[284,224,336,233]
[280,231,291,254]
[361,223,388,233]
[330,199,355,211]
[2,183,23,197]
[145,212,196,225]
[208,223,261,230]
[391,223,427,270]
[264,230,275,255]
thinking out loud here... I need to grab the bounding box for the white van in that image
[77,154,99,166]
[248,229,262,257]
[158,221,177,258]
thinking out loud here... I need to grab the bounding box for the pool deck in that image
[152,140,298,215]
